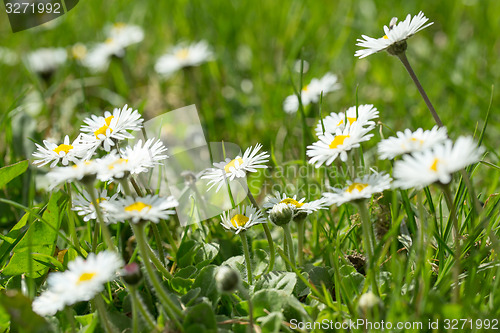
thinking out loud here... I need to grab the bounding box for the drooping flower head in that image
[283,72,340,113]
[355,11,433,58]
[220,205,266,234]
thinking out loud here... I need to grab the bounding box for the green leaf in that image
[0,160,29,188]
[255,271,297,295]
[183,301,217,332]
[194,242,220,269]
[0,212,31,264]
[256,311,283,333]
[2,192,66,277]
[177,239,200,268]
[306,265,333,290]
[192,265,219,302]
[0,290,51,333]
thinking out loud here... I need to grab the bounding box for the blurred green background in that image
[1,0,499,220]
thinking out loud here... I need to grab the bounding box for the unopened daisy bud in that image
[357,291,383,317]
[269,203,294,226]
[122,262,142,286]
[216,266,240,293]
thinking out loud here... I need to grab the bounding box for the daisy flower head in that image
[25,47,67,77]
[97,139,167,182]
[33,251,123,316]
[155,40,214,76]
[72,189,118,222]
[263,192,327,216]
[201,143,269,192]
[355,11,433,58]
[81,40,123,72]
[377,126,448,160]
[315,104,379,136]
[220,205,266,234]
[323,172,392,206]
[32,135,91,168]
[283,72,341,114]
[307,122,374,168]
[102,195,179,224]
[393,136,484,189]
[107,22,144,48]
[47,160,99,188]
[80,104,144,152]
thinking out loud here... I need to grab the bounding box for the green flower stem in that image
[144,240,173,279]
[162,220,179,254]
[442,184,461,303]
[95,294,118,333]
[459,169,483,216]
[86,184,115,252]
[65,183,81,253]
[238,286,254,333]
[239,231,253,285]
[247,191,275,273]
[297,220,305,266]
[282,224,296,268]
[128,285,160,332]
[357,200,379,296]
[397,52,444,127]
[131,223,184,330]
[283,231,291,271]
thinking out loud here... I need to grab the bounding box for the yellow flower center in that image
[125,202,152,212]
[329,135,349,149]
[176,48,190,60]
[53,144,73,155]
[94,116,114,138]
[113,22,126,30]
[230,214,249,228]
[346,183,369,193]
[302,85,309,92]
[224,157,244,173]
[108,158,128,170]
[383,35,389,39]
[105,37,115,44]
[77,272,97,284]
[336,117,357,126]
[430,158,439,172]
[72,44,87,60]
[280,198,304,208]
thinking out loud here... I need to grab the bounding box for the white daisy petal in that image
[155,41,214,76]
[220,205,267,234]
[315,104,379,136]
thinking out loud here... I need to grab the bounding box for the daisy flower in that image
[97,139,168,182]
[72,189,118,222]
[263,192,327,215]
[0,46,18,66]
[81,40,123,72]
[315,104,379,136]
[32,251,123,316]
[307,123,374,168]
[80,104,144,152]
[283,72,340,113]
[107,22,144,48]
[377,126,448,160]
[355,11,433,58]
[47,160,99,188]
[102,195,179,224]
[155,41,214,76]
[323,172,392,206]
[25,47,67,76]
[393,136,484,189]
[201,143,269,192]
[220,205,266,234]
[32,135,91,168]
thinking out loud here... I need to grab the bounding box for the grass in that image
[0,0,500,332]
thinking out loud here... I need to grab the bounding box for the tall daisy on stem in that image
[220,205,267,285]
[323,172,392,294]
[355,12,443,127]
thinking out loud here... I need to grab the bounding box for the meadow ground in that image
[0,0,500,332]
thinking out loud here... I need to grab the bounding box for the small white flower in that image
[315,104,379,136]
[355,11,433,59]
[0,46,18,66]
[97,139,168,182]
[220,205,266,234]
[201,144,269,192]
[323,172,392,206]
[283,72,341,113]
[103,195,179,224]
[47,160,99,188]
[25,48,67,75]
[32,135,91,168]
[393,137,484,189]
[107,22,144,48]
[72,189,118,222]
[71,43,87,62]
[263,192,327,215]
[32,251,123,316]
[155,41,214,76]
[307,123,374,168]
[377,126,448,160]
[80,104,144,152]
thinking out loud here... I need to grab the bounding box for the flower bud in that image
[357,291,383,317]
[269,203,294,226]
[122,262,143,286]
[216,265,240,293]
